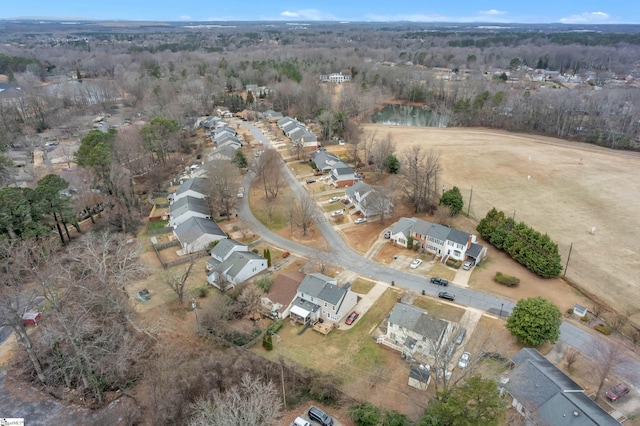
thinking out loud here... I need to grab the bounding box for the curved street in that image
[237,122,640,417]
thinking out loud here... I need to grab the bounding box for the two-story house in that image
[389,217,487,264]
[207,239,248,271]
[385,303,451,358]
[289,273,358,325]
[310,148,340,173]
[173,216,226,254]
[344,182,392,218]
[207,249,268,290]
[170,178,208,204]
[329,161,356,188]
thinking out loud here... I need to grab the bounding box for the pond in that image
[371,104,450,127]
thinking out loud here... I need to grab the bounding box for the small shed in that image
[408,365,431,390]
[573,304,588,318]
[22,312,42,326]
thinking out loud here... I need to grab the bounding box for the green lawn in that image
[256,288,401,382]
[148,220,168,231]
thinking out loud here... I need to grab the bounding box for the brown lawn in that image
[361,124,640,321]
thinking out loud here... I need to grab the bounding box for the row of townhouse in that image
[276,116,318,147]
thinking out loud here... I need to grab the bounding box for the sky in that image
[1,1,638,24]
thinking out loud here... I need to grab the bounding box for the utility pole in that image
[563,242,573,277]
[280,362,287,410]
[191,297,200,333]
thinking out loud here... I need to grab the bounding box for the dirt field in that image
[362,124,640,320]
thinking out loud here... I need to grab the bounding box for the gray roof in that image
[391,217,417,237]
[210,238,247,259]
[170,196,211,218]
[427,223,452,242]
[410,218,433,237]
[446,227,470,246]
[291,296,321,314]
[297,273,345,305]
[173,217,226,245]
[277,116,296,128]
[175,178,208,197]
[209,145,236,160]
[263,110,283,120]
[466,242,484,258]
[409,366,431,383]
[345,181,372,199]
[332,161,354,176]
[506,348,619,426]
[215,251,265,279]
[388,303,448,343]
[311,149,340,171]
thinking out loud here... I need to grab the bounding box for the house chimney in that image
[467,235,473,249]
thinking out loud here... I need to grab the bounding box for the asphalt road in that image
[238,122,640,391]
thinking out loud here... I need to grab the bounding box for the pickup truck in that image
[430,277,449,286]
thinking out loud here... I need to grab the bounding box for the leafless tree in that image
[587,339,635,399]
[370,133,396,182]
[188,374,282,426]
[164,260,197,305]
[366,186,393,224]
[235,284,264,317]
[361,129,377,167]
[252,148,283,200]
[206,159,240,220]
[401,146,442,213]
[288,193,319,236]
[434,205,454,226]
[312,249,334,274]
[565,347,579,373]
[345,121,362,168]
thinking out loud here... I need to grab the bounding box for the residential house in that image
[261,271,305,319]
[207,251,268,290]
[291,129,318,148]
[344,181,392,218]
[276,116,297,130]
[207,238,249,271]
[320,72,352,84]
[385,302,451,358]
[169,196,211,227]
[504,348,621,426]
[310,148,340,173]
[214,106,233,118]
[263,110,283,122]
[208,145,237,162]
[170,178,208,204]
[289,273,358,324]
[173,216,227,254]
[389,217,487,264]
[329,161,355,188]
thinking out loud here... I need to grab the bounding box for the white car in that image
[328,196,341,203]
[463,260,474,270]
[354,218,367,224]
[410,259,423,269]
[331,209,344,217]
[458,352,471,369]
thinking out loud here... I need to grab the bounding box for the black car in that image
[306,178,316,184]
[438,292,455,301]
[308,406,333,426]
[430,277,449,286]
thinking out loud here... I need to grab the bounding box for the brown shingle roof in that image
[267,271,305,312]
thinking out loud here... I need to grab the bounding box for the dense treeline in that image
[0,53,45,80]
[477,208,563,278]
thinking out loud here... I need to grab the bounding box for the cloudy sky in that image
[1,1,636,24]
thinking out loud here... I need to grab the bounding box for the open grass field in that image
[362,124,640,321]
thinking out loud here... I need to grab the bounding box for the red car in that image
[345,312,359,325]
[606,383,630,401]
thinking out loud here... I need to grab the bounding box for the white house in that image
[207,251,268,290]
[320,72,351,84]
[310,148,340,173]
[169,196,211,228]
[344,181,392,218]
[207,238,248,271]
[384,303,451,359]
[389,217,487,264]
[289,273,358,324]
[173,217,227,254]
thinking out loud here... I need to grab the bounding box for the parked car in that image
[455,328,467,345]
[331,209,345,217]
[410,259,423,269]
[458,352,471,368]
[305,178,316,184]
[463,260,474,270]
[438,291,455,301]
[437,368,452,380]
[328,196,341,203]
[354,218,367,224]
[136,288,151,303]
[345,311,359,325]
[308,406,333,426]
[606,383,630,401]
[430,277,449,286]
[384,231,391,239]
[293,417,312,426]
